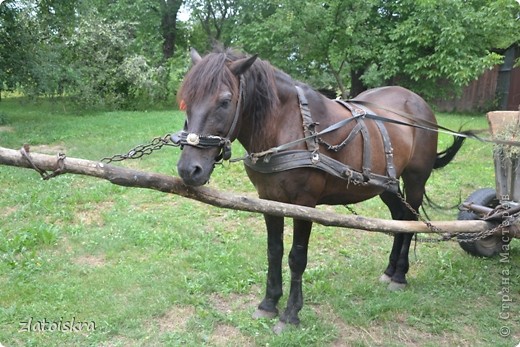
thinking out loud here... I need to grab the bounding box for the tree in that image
[231,0,385,97]
[2,0,517,106]
[0,0,73,99]
[66,11,168,108]
[0,0,187,107]
[186,0,237,49]
[228,0,519,99]
[83,0,185,62]
[161,0,184,60]
[377,0,520,99]
[0,1,31,98]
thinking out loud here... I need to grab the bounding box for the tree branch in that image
[0,146,495,235]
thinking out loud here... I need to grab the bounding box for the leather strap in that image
[245,91,400,193]
[319,121,364,152]
[249,107,364,159]
[295,86,319,153]
[356,117,372,179]
[374,120,397,179]
[244,150,399,193]
[335,100,397,181]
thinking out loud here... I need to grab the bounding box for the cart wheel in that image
[457,188,509,257]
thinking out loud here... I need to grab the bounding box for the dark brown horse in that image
[175,47,464,332]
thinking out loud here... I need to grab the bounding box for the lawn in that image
[0,97,518,346]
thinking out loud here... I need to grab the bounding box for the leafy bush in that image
[64,14,169,109]
[166,49,191,99]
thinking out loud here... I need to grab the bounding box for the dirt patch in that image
[157,305,196,333]
[74,201,113,227]
[0,206,18,218]
[313,304,477,347]
[208,324,254,346]
[210,286,261,315]
[58,235,74,254]
[31,143,66,154]
[101,335,138,347]
[0,126,14,132]
[75,209,105,227]
[73,254,106,267]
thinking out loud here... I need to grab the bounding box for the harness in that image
[243,86,399,193]
[171,76,245,162]
[172,82,401,193]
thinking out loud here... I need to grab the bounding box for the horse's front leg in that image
[274,219,312,334]
[253,214,284,319]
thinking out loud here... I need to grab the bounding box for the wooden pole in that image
[0,145,496,234]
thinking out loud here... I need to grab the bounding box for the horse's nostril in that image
[191,164,203,177]
[177,161,208,187]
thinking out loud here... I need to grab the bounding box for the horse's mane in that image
[178,47,281,134]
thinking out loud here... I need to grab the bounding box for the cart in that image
[457,110,520,257]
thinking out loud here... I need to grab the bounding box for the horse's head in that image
[176,48,257,186]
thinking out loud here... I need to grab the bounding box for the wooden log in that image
[0,145,497,234]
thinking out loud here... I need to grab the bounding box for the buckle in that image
[352,108,366,117]
[311,152,320,164]
[186,133,200,145]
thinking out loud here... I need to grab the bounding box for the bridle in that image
[172,75,245,163]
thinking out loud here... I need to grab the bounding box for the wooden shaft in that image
[0,146,499,235]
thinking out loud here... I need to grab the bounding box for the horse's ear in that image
[229,55,258,76]
[190,48,202,65]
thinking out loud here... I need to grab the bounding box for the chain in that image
[100,134,516,244]
[100,133,179,163]
[20,144,66,180]
[343,204,359,215]
[454,217,516,243]
[395,191,514,243]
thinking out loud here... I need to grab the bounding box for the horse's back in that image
[356,86,434,120]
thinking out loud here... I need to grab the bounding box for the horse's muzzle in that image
[176,145,219,186]
[177,161,208,186]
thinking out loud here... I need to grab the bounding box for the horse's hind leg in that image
[253,214,284,319]
[380,230,414,291]
[380,178,425,290]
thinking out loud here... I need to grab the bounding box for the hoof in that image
[387,281,407,291]
[252,309,278,320]
[272,321,287,335]
[379,273,392,283]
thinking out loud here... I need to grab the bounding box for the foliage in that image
[0,2,24,92]
[0,0,518,107]
[167,49,192,98]
[379,0,519,99]
[241,0,518,99]
[0,0,185,109]
[182,0,516,99]
[0,1,55,93]
[184,0,238,51]
[66,13,168,109]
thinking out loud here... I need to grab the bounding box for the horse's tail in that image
[433,134,466,169]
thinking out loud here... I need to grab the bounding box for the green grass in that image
[0,97,518,346]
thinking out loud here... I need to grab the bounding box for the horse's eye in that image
[219,99,231,109]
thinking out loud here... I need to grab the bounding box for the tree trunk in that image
[161,0,183,60]
[350,68,367,98]
[331,68,347,99]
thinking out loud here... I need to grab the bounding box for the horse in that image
[175,46,465,332]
